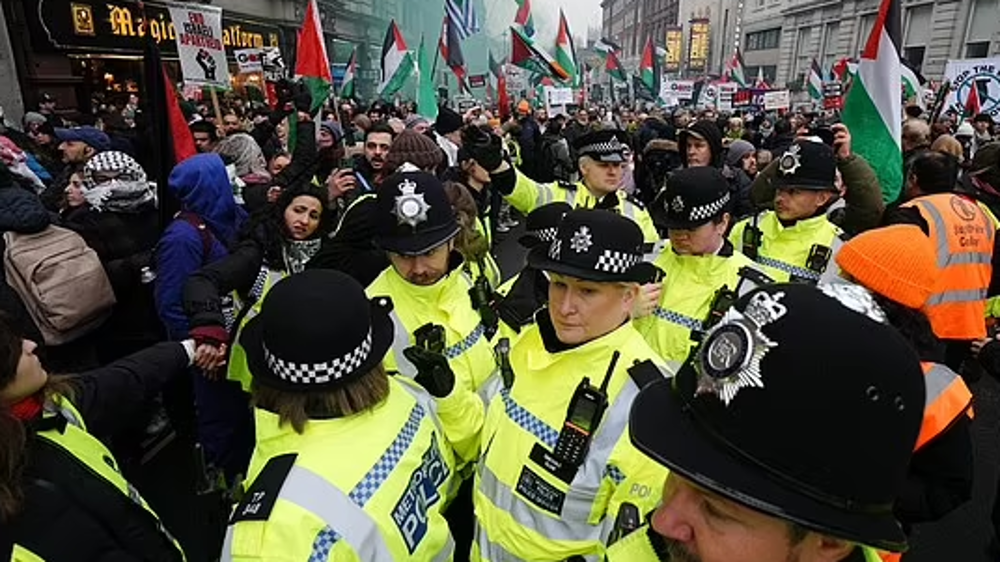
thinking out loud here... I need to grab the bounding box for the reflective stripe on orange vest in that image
[905,194,994,340]
[915,362,973,451]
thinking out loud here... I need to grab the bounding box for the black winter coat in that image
[1,343,190,562]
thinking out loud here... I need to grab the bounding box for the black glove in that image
[403,346,456,399]
[291,82,313,114]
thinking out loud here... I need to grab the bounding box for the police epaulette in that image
[627,360,664,390]
[625,194,646,210]
[557,181,576,190]
[229,453,298,524]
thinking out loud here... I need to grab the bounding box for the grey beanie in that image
[726,139,756,167]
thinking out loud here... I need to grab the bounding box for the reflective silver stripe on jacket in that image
[917,199,995,269]
[474,528,601,562]
[534,183,556,207]
[926,288,990,306]
[924,363,961,411]
[477,376,643,546]
[221,465,395,562]
[388,309,419,378]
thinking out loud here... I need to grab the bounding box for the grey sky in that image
[482,0,603,45]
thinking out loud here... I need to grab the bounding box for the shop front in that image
[5,0,293,114]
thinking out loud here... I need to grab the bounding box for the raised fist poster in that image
[165,2,230,89]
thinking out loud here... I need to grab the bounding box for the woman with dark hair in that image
[182,182,334,404]
[832,224,973,557]
[0,315,193,560]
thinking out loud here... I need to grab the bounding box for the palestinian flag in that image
[639,37,660,97]
[729,49,747,88]
[606,49,627,82]
[807,58,823,100]
[440,15,469,92]
[900,61,924,109]
[842,0,902,203]
[510,26,569,81]
[295,0,332,113]
[555,10,578,87]
[379,20,415,99]
[340,48,357,99]
[514,0,535,38]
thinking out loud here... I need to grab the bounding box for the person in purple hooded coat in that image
[154,152,250,481]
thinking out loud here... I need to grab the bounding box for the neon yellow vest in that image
[222,378,458,561]
[367,266,495,394]
[472,321,670,561]
[504,169,660,243]
[729,211,842,283]
[227,267,287,392]
[634,243,757,363]
[35,396,184,559]
[9,545,45,562]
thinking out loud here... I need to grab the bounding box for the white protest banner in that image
[717,83,737,111]
[235,48,264,74]
[944,58,1000,119]
[545,87,575,106]
[763,90,790,110]
[166,2,230,89]
[660,80,694,100]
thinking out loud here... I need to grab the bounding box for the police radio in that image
[469,265,499,339]
[552,351,620,467]
[607,502,642,546]
[494,337,515,389]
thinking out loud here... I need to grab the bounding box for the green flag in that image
[417,36,438,120]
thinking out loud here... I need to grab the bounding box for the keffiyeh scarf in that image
[82,151,157,213]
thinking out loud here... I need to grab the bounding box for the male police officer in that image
[608,284,926,562]
[483,129,659,242]
[367,171,496,400]
[473,209,670,561]
[730,140,843,283]
[636,167,767,363]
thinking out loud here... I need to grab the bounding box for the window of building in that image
[967,41,990,58]
[904,5,932,50]
[968,0,998,46]
[745,28,780,51]
[855,15,874,53]
[903,46,926,72]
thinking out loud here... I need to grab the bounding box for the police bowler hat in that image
[630,283,924,552]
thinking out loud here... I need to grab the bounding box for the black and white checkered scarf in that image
[82,151,157,213]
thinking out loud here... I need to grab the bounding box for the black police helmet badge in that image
[778,143,802,176]
[393,178,430,228]
[696,290,788,405]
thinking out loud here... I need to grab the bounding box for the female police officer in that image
[222,269,482,561]
[635,167,766,363]
[473,209,670,561]
[0,318,193,560]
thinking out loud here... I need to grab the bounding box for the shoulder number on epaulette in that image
[624,194,647,211]
[557,181,577,190]
[229,453,298,524]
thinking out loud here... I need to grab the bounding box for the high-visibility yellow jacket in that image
[473,319,671,561]
[222,378,461,562]
[504,169,659,242]
[634,242,758,363]
[729,211,842,284]
[367,266,496,396]
[227,267,287,392]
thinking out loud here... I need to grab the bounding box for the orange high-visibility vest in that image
[879,363,973,562]
[904,194,994,340]
[915,362,973,451]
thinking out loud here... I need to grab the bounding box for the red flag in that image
[164,68,196,162]
[965,84,981,119]
[498,68,510,122]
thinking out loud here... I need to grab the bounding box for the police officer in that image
[222,270,479,561]
[608,284,926,562]
[484,129,660,242]
[473,209,670,561]
[730,139,844,284]
[636,167,768,364]
[367,171,497,397]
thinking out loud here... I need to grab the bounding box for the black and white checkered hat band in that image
[264,330,373,385]
[688,192,731,222]
[595,249,642,273]
[579,139,624,156]
[530,227,558,243]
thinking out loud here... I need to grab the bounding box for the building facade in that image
[742,0,1000,88]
